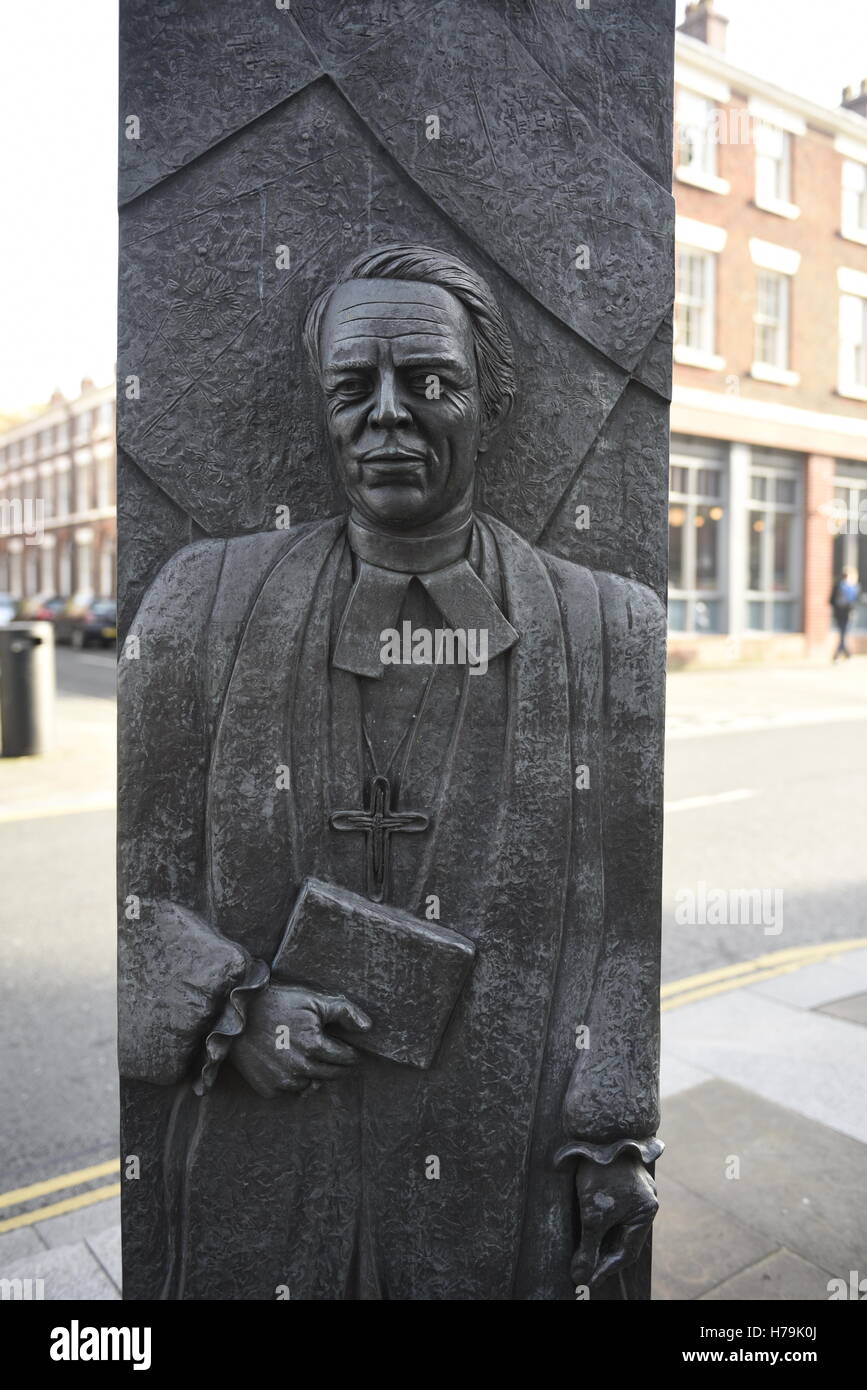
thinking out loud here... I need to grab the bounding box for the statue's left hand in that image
[570,1151,658,1291]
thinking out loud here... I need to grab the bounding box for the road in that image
[0,651,866,1193]
[662,718,867,981]
[53,644,116,700]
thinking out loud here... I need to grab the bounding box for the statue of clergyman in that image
[119,245,664,1300]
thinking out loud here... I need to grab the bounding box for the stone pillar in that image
[804,453,835,655]
[118,0,675,1303]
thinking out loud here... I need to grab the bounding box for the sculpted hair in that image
[303,244,516,429]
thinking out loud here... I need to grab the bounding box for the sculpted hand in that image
[570,1152,658,1291]
[231,984,371,1098]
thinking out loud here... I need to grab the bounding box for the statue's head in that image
[304,245,515,530]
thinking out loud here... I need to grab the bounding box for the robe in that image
[118,512,666,1300]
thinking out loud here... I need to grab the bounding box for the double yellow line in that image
[661,937,867,1011]
[2,939,865,1235]
[0,1159,120,1236]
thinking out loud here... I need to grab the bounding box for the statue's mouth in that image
[359,448,427,463]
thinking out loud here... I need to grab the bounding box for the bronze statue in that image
[119,246,665,1300]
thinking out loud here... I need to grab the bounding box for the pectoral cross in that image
[331,774,429,902]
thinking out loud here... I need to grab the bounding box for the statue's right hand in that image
[230,983,371,1099]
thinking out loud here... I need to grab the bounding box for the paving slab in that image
[749,950,867,1009]
[817,991,867,1028]
[663,990,867,1144]
[0,1238,119,1300]
[661,1080,867,1280]
[0,1226,45,1265]
[652,1171,778,1301]
[660,1054,713,1099]
[700,1248,835,1301]
[34,1195,120,1249]
[86,1224,122,1292]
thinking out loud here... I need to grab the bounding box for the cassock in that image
[118,511,665,1300]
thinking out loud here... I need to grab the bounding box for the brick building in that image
[671,1,867,663]
[0,379,116,603]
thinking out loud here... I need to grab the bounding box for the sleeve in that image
[556,571,667,1170]
[117,539,268,1087]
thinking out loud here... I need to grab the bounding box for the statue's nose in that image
[369,371,412,427]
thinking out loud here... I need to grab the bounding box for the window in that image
[746,460,801,632]
[755,122,791,206]
[677,89,715,176]
[840,293,867,394]
[754,271,790,370]
[668,449,727,634]
[676,248,716,357]
[842,159,867,241]
[74,410,92,441]
[97,456,113,508]
[56,469,71,517]
[831,469,867,632]
[75,463,91,513]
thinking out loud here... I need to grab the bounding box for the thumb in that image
[320,993,372,1033]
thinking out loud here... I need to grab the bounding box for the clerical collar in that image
[333,514,520,680]
[347,514,473,574]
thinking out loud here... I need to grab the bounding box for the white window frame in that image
[668,450,728,635]
[749,99,803,220]
[832,470,867,631]
[838,288,867,402]
[745,461,803,633]
[752,269,795,382]
[675,87,731,195]
[842,158,867,246]
[674,233,724,371]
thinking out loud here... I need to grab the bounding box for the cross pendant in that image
[330,774,429,902]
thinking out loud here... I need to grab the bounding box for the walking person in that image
[830,566,861,661]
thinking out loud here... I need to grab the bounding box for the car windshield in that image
[91,601,117,618]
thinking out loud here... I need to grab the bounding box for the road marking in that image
[662,937,867,1012]
[0,796,116,824]
[0,1157,120,1211]
[665,788,754,814]
[0,1183,121,1235]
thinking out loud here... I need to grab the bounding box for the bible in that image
[270,877,477,1068]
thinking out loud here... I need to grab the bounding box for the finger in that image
[307,1035,358,1067]
[320,994,372,1032]
[570,1226,603,1289]
[592,1218,653,1287]
[297,1059,349,1082]
[277,1076,310,1095]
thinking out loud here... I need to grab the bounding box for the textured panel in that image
[118,0,321,204]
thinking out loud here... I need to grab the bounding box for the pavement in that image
[1,653,865,1300]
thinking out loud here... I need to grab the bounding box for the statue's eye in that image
[408,372,443,396]
[334,378,369,400]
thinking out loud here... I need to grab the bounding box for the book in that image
[270,877,476,1068]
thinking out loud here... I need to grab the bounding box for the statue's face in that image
[318,278,484,529]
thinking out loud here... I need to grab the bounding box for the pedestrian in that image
[830,566,861,662]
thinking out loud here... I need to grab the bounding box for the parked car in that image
[0,593,17,625]
[55,596,117,649]
[16,594,67,622]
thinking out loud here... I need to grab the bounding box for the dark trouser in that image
[834,607,852,657]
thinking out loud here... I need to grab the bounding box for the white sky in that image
[0,1,117,415]
[0,2,864,414]
[676,0,867,108]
